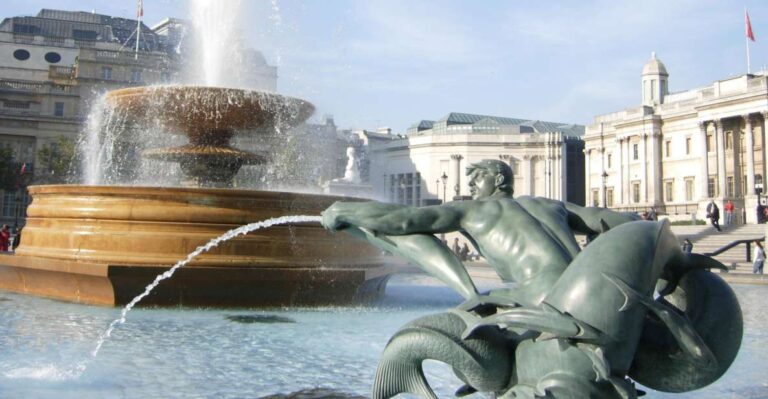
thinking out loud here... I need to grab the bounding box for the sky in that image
[7,0,768,133]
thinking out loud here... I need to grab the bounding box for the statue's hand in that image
[321,201,351,231]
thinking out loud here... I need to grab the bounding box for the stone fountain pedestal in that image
[0,185,394,306]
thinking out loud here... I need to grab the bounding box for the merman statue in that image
[322,159,742,399]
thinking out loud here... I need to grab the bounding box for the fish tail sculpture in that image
[372,312,511,399]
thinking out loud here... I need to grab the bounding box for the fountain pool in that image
[0,276,765,399]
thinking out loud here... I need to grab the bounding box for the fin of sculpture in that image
[343,226,479,300]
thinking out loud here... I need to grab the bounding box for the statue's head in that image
[466,159,514,199]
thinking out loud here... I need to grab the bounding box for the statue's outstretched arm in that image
[322,200,465,235]
[564,202,640,235]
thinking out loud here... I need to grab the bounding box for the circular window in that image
[44,52,61,63]
[13,49,30,61]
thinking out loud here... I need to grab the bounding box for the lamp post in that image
[435,179,440,203]
[441,172,448,204]
[601,170,608,208]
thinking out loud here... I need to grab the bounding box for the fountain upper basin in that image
[105,86,315,140]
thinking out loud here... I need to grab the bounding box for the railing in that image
[49,66,74,80]
[0,79,73,94]
[702,235,765,263]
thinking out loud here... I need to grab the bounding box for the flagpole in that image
[135,0,142,60]
[746,8,752,74]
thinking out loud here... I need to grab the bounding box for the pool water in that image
[0,275,765,398]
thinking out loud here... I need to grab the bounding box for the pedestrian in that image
[706,200,722,232]
[681,238,693,253]
[459,243,470,261]
[452,237,461,257]
[11,226,20,251]
[753,241,765,274]
[724,200,735,226]
[647,207,657,221]
[0,225,9,252]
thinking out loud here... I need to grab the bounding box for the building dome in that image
[642,52,668,76]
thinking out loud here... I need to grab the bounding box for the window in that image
[13,49,30,61]
[632,182,640,203]
[665,141,671,157]
[44,52,61,63]
[130,69,142,83]
[72,30,98,41]
[13,24,39,35]
[2,190,30,218]
[633,143,639,160]
[707,134,713,152]
[2,100,30,109]
[726,176,734,197]
[725,132,733,150]
[665,180,674,202]
[685,179,694,201]
[101,66,112,80]
[607,153,612,169]
[592,189,599,207]
[54,102,64,117]
[708,176,716,198]
[685,137,691,155]
[606,188,614,207]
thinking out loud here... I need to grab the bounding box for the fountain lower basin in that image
[0,185,394,307]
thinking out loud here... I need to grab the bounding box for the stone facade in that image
[360,112,585,206]
[585,53,768,223]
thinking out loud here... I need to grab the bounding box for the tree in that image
[36,136,78,184]
[0,146,21,191]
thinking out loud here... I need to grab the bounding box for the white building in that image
[362,112,585,206]
[585,53,768,223]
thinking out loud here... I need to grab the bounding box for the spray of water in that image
[89,215,321,359]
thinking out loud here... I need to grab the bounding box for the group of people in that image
[0,224,21,252]
[706,199,737,231]
[451,237,472,261]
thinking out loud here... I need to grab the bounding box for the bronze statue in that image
[323,159,742,399]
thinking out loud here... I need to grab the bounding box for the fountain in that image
[0,9,395,307]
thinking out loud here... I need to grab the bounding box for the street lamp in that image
[435,179,440,202]
[441,172,448,203]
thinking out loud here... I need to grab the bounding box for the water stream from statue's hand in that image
[5,215,322,380]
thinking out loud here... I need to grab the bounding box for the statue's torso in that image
[465,197,579,293]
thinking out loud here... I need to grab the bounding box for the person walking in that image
[452,237,461,257]
[724,200,735,226]
[753,241,765,274]
[681,238,693,253]
[0,225,9,252]
[706,200,722,232]
[647,207,657,221]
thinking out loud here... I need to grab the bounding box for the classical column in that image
[733,121,742,197]
[715,120,727,198]
[523,155,533,196]
[648,129,662,204]
[640,132,648,203]
[745,115,756,195]
[450,154,463,198]
[763,112,768,184]
[698,121,710,199]
[584,150,591,204]
[615,137,624,205]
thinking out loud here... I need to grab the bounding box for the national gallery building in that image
[361,112,585,206]
[585,53,768,223]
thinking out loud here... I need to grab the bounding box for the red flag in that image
[746,10,756,41]
[137,0,144,18]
